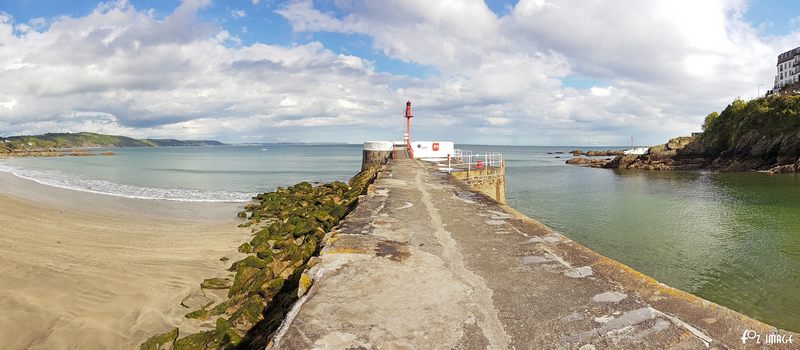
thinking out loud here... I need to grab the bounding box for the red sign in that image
[432,143,439,151]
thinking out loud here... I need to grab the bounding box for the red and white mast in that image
[403,100,413,147]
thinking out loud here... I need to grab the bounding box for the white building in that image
[774,47,800,89]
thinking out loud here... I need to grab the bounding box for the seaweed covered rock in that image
[141,164,382,350]
[172,331,218,350]
[200,278,232,290]
[140,328,178,350]
[228,295,266,332]
[180,290,214,310]
[184,309,211,320]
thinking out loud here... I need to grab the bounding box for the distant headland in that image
[0,132,224,156]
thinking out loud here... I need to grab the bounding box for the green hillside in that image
[675,94,800,170]
[0,132,224,151]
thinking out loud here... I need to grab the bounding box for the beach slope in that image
[0,173,248,349]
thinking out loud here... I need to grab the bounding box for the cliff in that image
[606,95,800,173]
[0,132,224,152]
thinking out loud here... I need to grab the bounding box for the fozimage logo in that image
[741,329,794,345]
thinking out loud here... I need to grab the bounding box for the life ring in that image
[475,160,484,169]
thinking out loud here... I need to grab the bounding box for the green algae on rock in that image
[200,278,232,290]
[140,328,179,350]
[141,164,382,350]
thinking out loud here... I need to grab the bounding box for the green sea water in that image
[491,145,800,332]
[1,144,798,331]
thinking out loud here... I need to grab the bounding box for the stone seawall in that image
[271,159,798,349]
[449,162,506,203]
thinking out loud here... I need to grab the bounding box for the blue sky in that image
[1,0,799,145]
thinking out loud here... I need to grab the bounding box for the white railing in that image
[446,152,503,173]
[452,149,472,161]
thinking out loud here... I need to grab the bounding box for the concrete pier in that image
[271,159,797,349]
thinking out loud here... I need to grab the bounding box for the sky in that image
[1,0,800,145]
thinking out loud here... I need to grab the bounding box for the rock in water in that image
[565,157,612,168]
[140,328,178,350]
[172,331,218,350]
[200,278,232,290]
[181,289,215,309]
[185,309,211,320]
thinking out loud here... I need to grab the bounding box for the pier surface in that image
[272,159,796,349]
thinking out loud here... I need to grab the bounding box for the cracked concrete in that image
[271,159,798,349]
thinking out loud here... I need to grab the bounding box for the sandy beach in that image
[0,172,250,349]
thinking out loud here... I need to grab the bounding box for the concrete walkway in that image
[271,160,796,349]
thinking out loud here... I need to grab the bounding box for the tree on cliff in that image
[702,111,719,130]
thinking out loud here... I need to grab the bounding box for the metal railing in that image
[446,151,503,173]
[451,149,472,161]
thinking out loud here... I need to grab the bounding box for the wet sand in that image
[0,172,250,349]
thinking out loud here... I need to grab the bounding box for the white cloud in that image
[589,87,614,97]
[486,117,512,126]
[231,9,246,18]
[0,1,405,142]
[275,0,800,145]
[1,0,799,145]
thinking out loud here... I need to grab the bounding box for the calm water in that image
[0,145,361,201]
[1,144,798,331]
[488,145,800,332]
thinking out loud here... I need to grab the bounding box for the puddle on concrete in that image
[543,234,562,243]
[522,255,550,264]
[560,311,584,324]
[592,291,628,303]
[486,210,512,219]
[526,236,544,243]
[565,266,593,278]
[375,240,411,261]
[594,315,615,323]
[455,191,477,203]
[371,219,395,229]
[525,233,562,244]
[485,220,506,225]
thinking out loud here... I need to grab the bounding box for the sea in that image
[1,144,798,332]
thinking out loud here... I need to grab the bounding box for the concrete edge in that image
[440,163,799,348]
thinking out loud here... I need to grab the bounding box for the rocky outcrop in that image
[599,94,800,173]
[565,157,613,168]
[141,165,381,350]
[569,149,624,157]
[599,136,705,170]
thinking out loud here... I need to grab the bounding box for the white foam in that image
[0,162,253,202]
